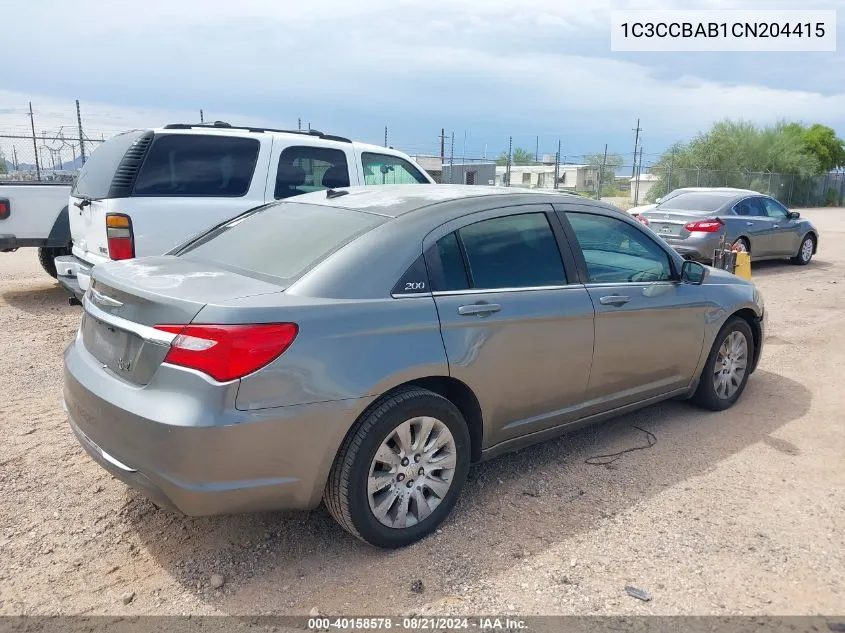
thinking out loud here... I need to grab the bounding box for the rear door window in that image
[362,153,429,185]
[275,146,350,199]
[178,202,384,283]
[132,134,260,197]
[431,213,566,291]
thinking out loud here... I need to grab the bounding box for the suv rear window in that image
[178,202,385,283]
[71,130,144,199]
[132,134,260,197]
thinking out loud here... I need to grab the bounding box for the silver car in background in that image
[639,189,819,265]
[64,185,765,548]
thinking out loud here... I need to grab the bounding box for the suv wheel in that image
[691,317,754,411]
[325,387,470,548]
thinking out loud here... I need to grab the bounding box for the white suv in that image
[56,122,434,299]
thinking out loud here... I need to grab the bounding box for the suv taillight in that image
[106,213,134,260]
[153,323,299,382]
[684,218,724,233]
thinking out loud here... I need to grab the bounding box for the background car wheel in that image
[691,317,754,412]
[732,237,750,254]
[791,234,815,265]
[324,387,471,548]
[37,246,70,279]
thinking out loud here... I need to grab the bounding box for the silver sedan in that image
[64,185,766,548]
[640,189,819,264]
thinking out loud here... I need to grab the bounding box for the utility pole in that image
[12,146,18,171]
[200,109,204,123]
[298,118,302,131]
[630,118,641,181]
[384,126,388,148]
[535,135,539,162]
[634,146,644,204]
[554,139,561,189]
[29,102,41,180]
[75,100,86,166]
[449,131,455,184]
[597,143,608,199]
[506,136,513,187]
[667,147,675,194]
[439,128,445,164]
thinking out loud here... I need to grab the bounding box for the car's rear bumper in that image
[64,335,374,516]
[660,233,722,263]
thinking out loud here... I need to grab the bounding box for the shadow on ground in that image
[750,258,835,278]
[124,368,810,613]
[2,282,70,315]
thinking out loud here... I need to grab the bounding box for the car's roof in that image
[286,184,586,218]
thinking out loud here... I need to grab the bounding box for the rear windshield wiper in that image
[73,195,93,210]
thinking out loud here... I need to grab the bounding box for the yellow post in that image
[734,251,752,280]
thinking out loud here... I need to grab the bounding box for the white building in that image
[630,173,660,203]
[494,164,598,190]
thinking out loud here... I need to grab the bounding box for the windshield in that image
[657,192,732,212]
[178,202,386,283]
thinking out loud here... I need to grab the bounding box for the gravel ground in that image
[1,209,843,616]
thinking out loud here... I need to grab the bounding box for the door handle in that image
[745,222,754,226]
[599,295,630,306]
[773,225,779,228]
[458,302,501,317]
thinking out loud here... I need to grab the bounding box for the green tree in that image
[0,149,7,175]
[801,124,845,172]
[496,147,534,166]
[644,119,825,202]
[585,151,624,196]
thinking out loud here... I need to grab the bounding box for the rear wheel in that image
[37,246,70,279]
[731,237,750,254]
[325,387,470,548]
[791,234,814,265]
[691,317,754,411]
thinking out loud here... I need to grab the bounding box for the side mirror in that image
[681,260,707,285]
[788,211,800,220]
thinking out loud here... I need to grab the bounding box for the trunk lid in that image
[640,209,709,239]
[81,256,284,385]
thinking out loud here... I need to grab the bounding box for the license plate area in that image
[651,222,683,237]
[81,313,146,379]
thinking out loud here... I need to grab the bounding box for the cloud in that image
[1,0,843,159]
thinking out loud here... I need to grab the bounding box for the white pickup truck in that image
[0,182,73,277]
[56,122,435,300]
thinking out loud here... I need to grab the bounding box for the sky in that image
[1,0,843,168]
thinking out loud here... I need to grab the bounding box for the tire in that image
[731,237,750,254]
[37,246,70,279]
[691,317,754,411]
[325,387,471,548]
[791,234,815,265]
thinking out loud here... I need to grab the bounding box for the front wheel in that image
[324,387,470,548]
[791,234,814,265]
[691,317,754,411]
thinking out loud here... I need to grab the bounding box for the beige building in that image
[494,164,598,190]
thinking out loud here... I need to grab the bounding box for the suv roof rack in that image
[162,121,351,143]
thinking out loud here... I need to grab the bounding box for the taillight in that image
[153,323,299,382]
[106,213,135,260]
[684,218,724,233]
[635,215,649,226]
[0,198,10,220]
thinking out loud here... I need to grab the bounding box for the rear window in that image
[178,202,385,283]
[657,193,731,212]
[132,134,260,197]
[71,130,144,199]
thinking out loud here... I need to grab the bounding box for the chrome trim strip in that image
[82,295,176,346]
[431,284,570,297]
[89,287,124,308]
[74,422,137,472]
[390,292,434,299]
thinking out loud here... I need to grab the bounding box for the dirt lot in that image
[1,209,843,617]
